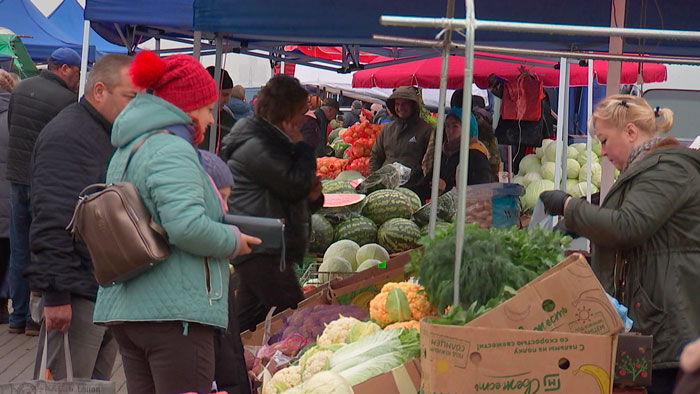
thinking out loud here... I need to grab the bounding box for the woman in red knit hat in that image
[92,51,260,394]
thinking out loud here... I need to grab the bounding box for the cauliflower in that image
[317,316,360,346]
[263,365,302,394]
[370,282,436,326]
[385,320,421,331]
[301,371,354,393]
[300,349,334,380]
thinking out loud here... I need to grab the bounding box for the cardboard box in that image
[421,322,617,394]
[468,253,624,335]
[352,358,421,394]
[614,333,653,387]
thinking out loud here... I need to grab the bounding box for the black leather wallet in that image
[224,214,287,271]
[223,214,285,250]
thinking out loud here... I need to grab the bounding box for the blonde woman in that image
[541,94,700,394]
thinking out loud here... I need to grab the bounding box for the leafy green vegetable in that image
[345,321,381,343]
[385,288,412,323]
[330,328,420,385]
[430,287,516,326]
[413,223,571,313]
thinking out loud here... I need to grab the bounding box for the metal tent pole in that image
[372,34,700,66]
[380,16,700,42]
[553,57,569,193]
[452,0,475,307]
[209,34,223,153]
[428,0,456,237]
[586,59,594,203]
[585,57,594,253]
[78,20,91,99]
[193,31,202,60]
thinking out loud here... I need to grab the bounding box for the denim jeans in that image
[9,183,32,326]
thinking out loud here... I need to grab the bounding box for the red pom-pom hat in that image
[130,51,218,113]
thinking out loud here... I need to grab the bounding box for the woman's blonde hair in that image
[589,94,673,137]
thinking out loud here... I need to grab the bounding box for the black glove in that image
[540,190,570,216]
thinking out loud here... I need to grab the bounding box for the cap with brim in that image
[48,47,90,70]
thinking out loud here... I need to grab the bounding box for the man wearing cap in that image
[200,67,235,152]
[25,53,138,381]
[342,99,363,128]
[5,47,82,336]
[300,98,339,156]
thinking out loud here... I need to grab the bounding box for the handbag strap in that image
[119,129,172,182]
[40,331,73,382]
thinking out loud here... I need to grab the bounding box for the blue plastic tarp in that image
[48,0,126,55]
[0,0,96,61]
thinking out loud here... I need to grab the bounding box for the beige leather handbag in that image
[67,130,171,285]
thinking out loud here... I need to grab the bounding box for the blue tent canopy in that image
[84,0,192,48]
[193,0,700,57]
[48,0,126,55]
[0,0,96,61]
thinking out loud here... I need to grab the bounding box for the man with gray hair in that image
[26,53,139,380]
[342,99,363,127]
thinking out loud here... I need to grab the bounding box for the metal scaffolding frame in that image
[379,0,700,306]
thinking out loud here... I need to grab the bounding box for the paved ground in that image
[0,322,127,393]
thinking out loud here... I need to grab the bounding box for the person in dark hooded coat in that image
[369,86,433,198]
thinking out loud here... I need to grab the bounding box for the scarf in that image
[623,136,662,172]
[443,136,489,158]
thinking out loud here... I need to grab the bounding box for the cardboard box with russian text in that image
[468,253,624,335]
[352,358,421,394]
[421,323,617,394]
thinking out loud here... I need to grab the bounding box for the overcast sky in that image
[31,0,85,17]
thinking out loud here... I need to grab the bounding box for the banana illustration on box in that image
[573,364,610,394]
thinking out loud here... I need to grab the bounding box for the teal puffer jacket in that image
[93,93,238,329]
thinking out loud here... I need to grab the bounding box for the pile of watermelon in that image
[310,170,440,257]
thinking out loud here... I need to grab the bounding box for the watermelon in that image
[413,192,456,226]
[334,216,378,248]
[322,193,365,208]
[335,170,365,183]
[420,221,452,236]
[356,258,381,272]
[377,218,421,254]
[317,256,352,283]
[323,239,360,270]
[309,214,334,253]
[362,189,414,225]
[397,187,422,213]
[322,179,355,194]
[356,243,390,265]
[331,140,351,158]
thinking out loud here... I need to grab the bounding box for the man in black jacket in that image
[6,48,81,335]
[300,98,339,156]
[26,54,137,380]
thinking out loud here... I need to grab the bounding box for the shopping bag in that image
[501,67,545,121]
[0,332,116,394]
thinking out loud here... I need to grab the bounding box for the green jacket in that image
[565,142,700,369]
[93,94,239,329]
[370,86,433,190]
